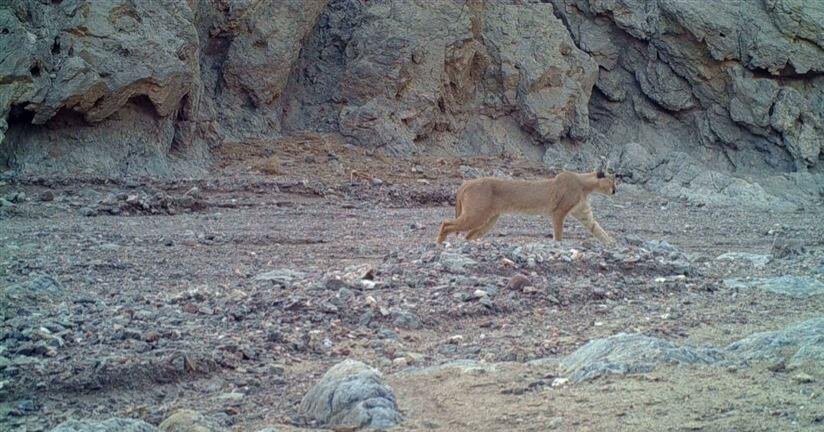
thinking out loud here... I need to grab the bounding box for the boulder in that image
[2,274,64,302]
[723,276,824,298]
[299,359,401,430]
[159,410,221,432]
[725,318,824,370]
[51,418,159,432]
[560,333,724,382]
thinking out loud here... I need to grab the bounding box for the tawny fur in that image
[436,171,617,244]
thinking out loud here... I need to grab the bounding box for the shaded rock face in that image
[284,0,596,157]
[0,0,327,178]
[299,359,401,430]
[0,0,214,178]
[551,0,824,203]
[194,0,328,141]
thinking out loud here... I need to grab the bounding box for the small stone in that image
[54,418,159,432]
[300,360,401,429]
[218,392,245,401]
[267,330,284,343]
[371,178,384,186]
[40,191,55,202]
[0,198,13,208]
[473,289,488,299]
[447,335,464,344]
[483,286,499,296]
[144,331,161,343]
[121,328,143,340]
[391,309,422,329]
[792,373,814,384]
[185,186,202,198]
[507,274,530,291]
[454,292,472,302]
[591,288,607,299]
[378,328,398,340]
[523,286,540,294]
[160,409,218,432]
[500,258,516,268]
[405,352,425,364]
[358,310,375,326]
[5,192,26,203]
[15,399,36,414]
[551,378,569,387]
[392,357,408,368]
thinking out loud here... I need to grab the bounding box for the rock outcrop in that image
[725,318,824,370]
[299,359,402,430]
[284,0,597,157]
[0,0,213,178]
[551,0,824,206]
[1,0,823,205]
[560,333,723,382]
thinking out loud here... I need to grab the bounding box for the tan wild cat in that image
[436,169,617,244]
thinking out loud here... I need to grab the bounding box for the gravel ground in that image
[2,152,823,431]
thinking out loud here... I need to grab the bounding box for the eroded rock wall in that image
[550,0,824,206]
[1,0,823,206]
[0,0,214,177]
[283,0,596,158]
[0,0,327,177]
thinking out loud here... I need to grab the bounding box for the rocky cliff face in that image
[1,0,822,205]
[550,0,824,207]
[283,0,597,159]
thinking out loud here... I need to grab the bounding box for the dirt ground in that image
[2,135,823,431]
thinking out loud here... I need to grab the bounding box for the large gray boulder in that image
[560,333,724,383]
[723,276,824,298]
[299,359,401,430]
[725,318,824,370]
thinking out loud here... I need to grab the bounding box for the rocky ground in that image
[1,145,823,431]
